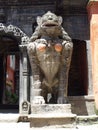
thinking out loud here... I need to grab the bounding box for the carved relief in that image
[0,23,29,43]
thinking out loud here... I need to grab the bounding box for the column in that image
[19,44,30,114]
[87,0,98,110]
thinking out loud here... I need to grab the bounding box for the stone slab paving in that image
[0,114,98,130]
[0,114,19,122]
[0,123,98,130]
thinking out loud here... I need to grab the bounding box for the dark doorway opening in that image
[0,36,20,112]
[68,39,88,96]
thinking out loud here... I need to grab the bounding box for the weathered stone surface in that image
[30,104,76,127]
[20,101,30,114]
[30,115,76,127]
[31,104,72,114]
[68,95,95,115]
[77,115,98,125]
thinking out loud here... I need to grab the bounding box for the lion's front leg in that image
[27,42,45,104]
[57,64,69,104]
[32,77,45,104]
[57,41,73,104]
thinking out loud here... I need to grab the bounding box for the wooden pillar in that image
[87,0,98,110]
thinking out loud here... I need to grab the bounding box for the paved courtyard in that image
[0,123,98,130]
[0,114,98,130]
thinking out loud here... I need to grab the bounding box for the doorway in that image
[0,36,20,112]
[68,39,88,96]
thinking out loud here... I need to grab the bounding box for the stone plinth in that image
[31,104,71,114]
[29,104,76,127]
[68,95,95,115]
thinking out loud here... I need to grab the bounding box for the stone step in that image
[0,114,19,122]
[29,113,76,127]
[31,104,72,114]
[30,104,76,127]
[77,115,98,125]
[68,95,95,115]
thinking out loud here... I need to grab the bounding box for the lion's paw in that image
[32,96,45,104]
[57,97,68,104]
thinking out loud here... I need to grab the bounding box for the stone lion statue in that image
[27,11,73,104]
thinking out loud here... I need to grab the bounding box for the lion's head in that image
[36,11,63,36]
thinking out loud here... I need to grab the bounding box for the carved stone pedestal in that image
[29,104,76,128]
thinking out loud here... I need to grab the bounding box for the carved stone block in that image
[20,101,30,114]
[29,104,76,127]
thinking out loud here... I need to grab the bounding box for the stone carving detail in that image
[21,36,30,45]
[0,23,6,32]
[0,23,30,114]
[21,101,30,114]
[27,11,73,104]
[0,23,29,44]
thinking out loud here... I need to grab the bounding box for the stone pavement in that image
[0,123,98,130]
[0,114,98,130]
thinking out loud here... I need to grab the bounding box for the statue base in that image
[29,104,76,128]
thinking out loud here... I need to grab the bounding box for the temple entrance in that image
[0,36,20,111]
[68,39,88,96]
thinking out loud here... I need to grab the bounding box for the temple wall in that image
[0,0,89,40]
[0,0,95,113]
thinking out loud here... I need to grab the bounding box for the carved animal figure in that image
[27,11,73,104]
